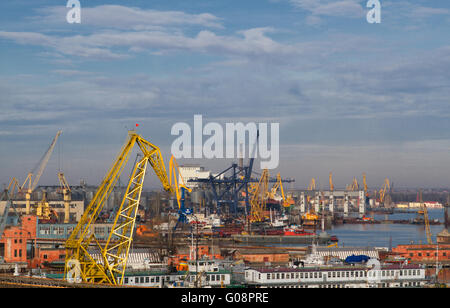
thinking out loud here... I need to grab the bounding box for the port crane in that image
[378,178,390,204]
[346,177,359,191]
[249,169,269,222]
[329,172,334,191]
[64,131,187,285]
[188,132,260,215]
[20,130,62,215]
[58,172,72,223]
[169,155,193,230]
[307,178,316,191]
[363,173,368,194]
[268,173,294,208]
[417,190,432,244]
[0,178,20,240]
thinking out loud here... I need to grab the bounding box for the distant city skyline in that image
[1,1,450,189]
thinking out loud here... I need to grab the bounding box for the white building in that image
[178,165,212,189]
[245,264,427,288]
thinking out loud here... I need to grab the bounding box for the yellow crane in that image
[58,172,72,223]
[64,131,179,285]
[36,190,51,220]
[346,177,359,191]
[268,173,294,208]
[329,172,334,191]
[379,178,390,203]
[302,177,319,221]
[423,204,432,244]
[249,169,269,222]
[363,173,368,193]
[307,178,316,191]
[418,190,432,244]
[306,177,316,204]
[5,178,20,198]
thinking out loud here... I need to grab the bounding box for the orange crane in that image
[379,178,390,203]
[329,172,334,191]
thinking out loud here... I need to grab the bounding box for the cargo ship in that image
[283,226,315,236]
[232,227,332,245]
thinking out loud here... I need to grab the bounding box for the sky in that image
[0,0,450,190]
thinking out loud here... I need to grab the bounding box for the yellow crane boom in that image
[363,173,368,193]
[64,131,173,285]
[249,169,269,222]
[268,173,294,208]
[379,178,390,203]
[423,204,432,244]
[308,178,316,191]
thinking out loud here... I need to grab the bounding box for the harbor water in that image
[267,209,446,248]
[331,208,446,247]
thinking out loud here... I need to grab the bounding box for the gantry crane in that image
[64,131,181,285]
[21,130,62,215]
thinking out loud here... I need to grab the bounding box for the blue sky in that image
[0,0,450,189]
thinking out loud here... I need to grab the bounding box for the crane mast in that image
[64,131,172,285]
[58,172,72,223]
[249,169,269,222]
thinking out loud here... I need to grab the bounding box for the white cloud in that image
[289,0,364,18]
[0,27,297,60]
[34,5,224,29]
[382,1,450,25]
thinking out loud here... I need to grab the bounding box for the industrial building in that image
[244,264,427,288]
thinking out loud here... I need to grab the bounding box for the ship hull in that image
[232,234,330,245]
